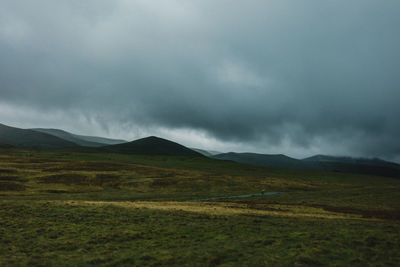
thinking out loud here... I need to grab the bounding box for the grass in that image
[1,200,399,266]
[0,149,400,266]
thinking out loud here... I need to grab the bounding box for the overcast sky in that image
[1,0,400,161]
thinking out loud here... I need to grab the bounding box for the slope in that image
[32,128,106,147]
[212,152,314,170]
[101,136,203,157]
[73,134,126,145]
[212,151,400,178]
[0,123,78,149]
[303,155,400,178]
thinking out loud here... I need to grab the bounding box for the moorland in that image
[0,123,400,266]
[1,149,400,266]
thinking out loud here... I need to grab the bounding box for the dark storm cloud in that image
[1,0,400,160]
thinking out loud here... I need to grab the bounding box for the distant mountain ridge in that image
[0,123,78,149]
[303,154,399,167]
[212,152,310,170]
[212,152,400,178]
[32,128,106,147]
[303,154,400,178]
[72,134,126,145]
[31,128,126,147]
[2,122,399,177]
[0,123,202,157]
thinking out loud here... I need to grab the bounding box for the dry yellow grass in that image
[61,200,377,221]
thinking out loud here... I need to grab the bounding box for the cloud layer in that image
[1,0,400,161]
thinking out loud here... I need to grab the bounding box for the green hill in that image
[0,123,78,149]
[101,136,203,157]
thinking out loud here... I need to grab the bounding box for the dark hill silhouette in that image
[303,154,398,167]
[0,123,78,149]
[100,136,203,157]
[212,152,317,170]
[303,155,400,178]
[212,152,400,178]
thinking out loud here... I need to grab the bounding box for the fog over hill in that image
[32,128,126,147]
[32,128,106,147]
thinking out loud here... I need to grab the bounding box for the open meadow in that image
[1,149,400,266]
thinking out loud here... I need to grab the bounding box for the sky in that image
[1,0,400,162]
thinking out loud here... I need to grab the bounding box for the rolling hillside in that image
[32,128,126,147]
[71,134,126,145]
[101,136,203,157]
[212,152,400,178]
[303,155,400,178]
[3,121,399,177]
[212,152,316,170]
[32,128,105,147]
[303,154,399,167]
[0,123,78,149]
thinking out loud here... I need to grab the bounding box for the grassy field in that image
[1,149,400,266]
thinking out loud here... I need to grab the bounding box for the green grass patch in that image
[0,181,26,191]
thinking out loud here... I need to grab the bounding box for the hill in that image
[0,123,78,149]
[212,152,315,170]
[303,154,399,167]
[212,152,400,178]
[303,155,400,178]
[32,128,105,147]
[101,136,204,157]
[31,128,126,147]
[71,134,126,145]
